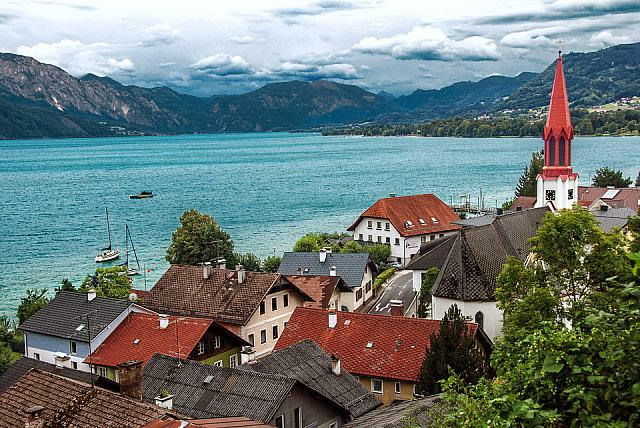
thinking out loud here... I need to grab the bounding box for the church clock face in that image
[546,190,556,201]
[568,189,574,200]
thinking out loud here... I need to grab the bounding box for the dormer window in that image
[431,217,438,224]
[404,220,413,228]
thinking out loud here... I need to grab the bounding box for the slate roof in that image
[141,354,297,423]
[343,395,445,428]
[453,214,497,228]
[283,275,351,309]
[275,308,484,382]
[347,194,461,237]
[18,291,133,341]
[85,313,213,368]
[592,207,637,232]
[142,266,288,325]
[0,369,171,428]
[278,252,375,288]
[0,356,117,393]
[432,207,548,301]
[405,235,456,271]
[243,339,381,418]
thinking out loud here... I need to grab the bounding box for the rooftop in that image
[278,252,375,288]
[18,291,133,341]
[592,207,637,232]
[275,307,483,383]
[347,194,461,237]
[143,417,272,428]
[343,395,445,428]
[405,235,456,271]
[283,275,351,309]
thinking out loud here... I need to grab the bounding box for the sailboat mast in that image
[106,207,112,250]
[128,225,141,270]
[125,224,129,267]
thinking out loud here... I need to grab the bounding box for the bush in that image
[374,267,395,290]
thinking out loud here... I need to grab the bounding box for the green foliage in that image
[233,252,261,271]
[55,278,75,294]
[17,288,49,325]
[592,166,633,188]
[373,267,395,290]
[0,317,23,354]
[417,304,488,396]
[629,214,640,255]
[515,151,543,197]
[166,209,234,265]
[635,171,640,187]
[292,232,347,253]
[79,266,132,299]
[0,342,19,375]
[501,198,515,212]
[341,241,391,266]
[418,267,439,318]
[262,255,282,273]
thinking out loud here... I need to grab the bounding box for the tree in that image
[636,171,640,187]
[233,252,261,271]
[166,209,234,265]
[417,267,439,318]
[0,342,18,375]
[592,166,632,188]
[515,151,543,197]
[262,255,281,273]
[417,304,488,396]
[79,266,132,299]
[341,241,390,266]
[293,234,322,253]
[17,288,49,325]
[55,278,75,294]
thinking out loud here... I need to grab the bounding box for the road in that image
[368,270,417,316]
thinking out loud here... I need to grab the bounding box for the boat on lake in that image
[120,223,141,276]
[95,207,120,262]
[129,191,153,199]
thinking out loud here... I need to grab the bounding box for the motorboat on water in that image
[95,207,120,263]
[129,191,153,199]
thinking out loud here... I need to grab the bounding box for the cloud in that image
[139,23,182,47]
[30,0,97,11]
[190,53,254,76]
[353,26,501,61]
[272,0,359,17]
[0,11,17,24]
[500,26,567,48]
[16,39,135,76]
[589,30,630,47]
[232,35,256,44]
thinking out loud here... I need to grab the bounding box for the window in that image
[197,340,205,355]
[259,301,265,315]
[568,188,574,200]
[229,354,238,369]
[372,379,383,394]
[98,367,107,377]
[213,360,223,367]
[358,233,363,240]
[418,218,426,225]
[71,361,77,370]
[394,238,400,245]
[329,423,337,428]
[546,190,556,201]
[294,406,302,428]
[475,311,484,330]
[367,220,372,229]
[395,382,401,394]
[386,237,390,244]
[549,137,556,165]
[275,415,285,428]
[439,233,444,238]
[404,220,413,228]
[356,288,363,301]
[69,341,77,355]
[376,221,382,230]
[248,333,255,347]
[260,329,267,344]
[421,236,426,243]
[283,293,289,307]
[377,236,382,243]
[368,235,373,242]
[366,281,371,293]
[271,296,278,311]
[272,325,279,340]
[559,137,565,166]
[213,335,221,349]
[34,353,40,361]
[385,222,390,230]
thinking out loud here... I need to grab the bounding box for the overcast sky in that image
[1,0,639,96]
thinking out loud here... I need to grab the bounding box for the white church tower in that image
[535,51,579,210]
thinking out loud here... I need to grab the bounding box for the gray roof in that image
[432,207,548,301]
[452,214,497,228]
[343,395,445,427]
[278,252,375,288]
[0,357,117,393]
[18,291,132,341]
[141,354,298,423]
[592,207,636,232]
[405,235,456,271]
[243,339,380,418]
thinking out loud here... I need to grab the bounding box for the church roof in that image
[544,51,573,142]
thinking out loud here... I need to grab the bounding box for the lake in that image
[0,133,638,316]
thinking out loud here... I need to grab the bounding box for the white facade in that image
[535,174,579,211]
[431,296,502,341]
[351,217,454,265]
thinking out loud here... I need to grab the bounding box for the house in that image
[18,290,153,372]
[510,196,537,212]
[275,307,491,405]
[241,339,381,419]
[143,417,273,428]
[283,275,353,310]
[142,264,315,358]
[428,207,548,340]
[141,353,352,427]
[0,368,176,427]
[585,187,640,212]
[85,312,249,382]
[343,395,444,428]
[591,206,637,233]
[278,251,377,311]
[346,194,461,265]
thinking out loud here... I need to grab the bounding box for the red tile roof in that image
[144,417,271,428]
[347,194,461,237]
[275,307,481,383]
[511,196,536,211]
[284,275,350,309]
[85,313,212,367]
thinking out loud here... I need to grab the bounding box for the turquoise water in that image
[0,133,638,316]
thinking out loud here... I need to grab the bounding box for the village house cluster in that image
[1,52,639,427]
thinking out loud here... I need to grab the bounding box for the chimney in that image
[159,314,169,329]
[330,354,341,375]
[118,360,143,400]
[328,310,337,329]
[87,289,96,302]
[53,352,69,368]
[323,247,332,254]
[236,264,246,284]
[329,266,337,277]
[203,262,212,279]
[24,405,45,428]
[154,392,174,410]
[216,258,226,270]
[390,300,404,317]
[241,346,256,365]
[319,249,327,263]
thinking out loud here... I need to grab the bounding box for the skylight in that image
[431,217,439,223]
[418,218,426,225]
[204,375,214,384]
[366,341,373,348]
[75,324,85,331]
[133,339,140,345]
[404,220,413,228]
[344,320,351,326]
[602,189,620,199]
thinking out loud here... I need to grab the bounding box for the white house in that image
[347,194,461,265]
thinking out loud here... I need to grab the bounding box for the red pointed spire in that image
[544,51,573,143]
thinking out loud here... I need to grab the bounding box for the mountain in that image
[501,42,640,110]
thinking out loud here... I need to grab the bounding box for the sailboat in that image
[95,208,120,263]
[121,223,141,276]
